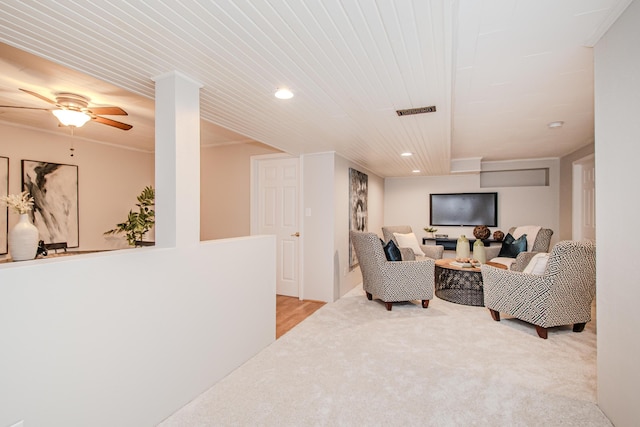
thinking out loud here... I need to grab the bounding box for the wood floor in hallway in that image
[276,295,325,339]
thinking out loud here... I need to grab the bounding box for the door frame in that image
[250,153,304,299]
[572,154,595,241]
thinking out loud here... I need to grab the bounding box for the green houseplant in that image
[104,186,155,246]
[424,226,438,239]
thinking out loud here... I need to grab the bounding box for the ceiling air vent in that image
[396,106,436,116]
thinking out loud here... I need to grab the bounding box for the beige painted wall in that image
[302,152,336,302]
[0,88,276,425]
[594,1,640,424]
[335,154,384,299]
[0,122,154,257]
[300,152,384,302]
[384,158,560,247]
[0,121,281,255]
[0,236,275,426]
[200,141,280,240]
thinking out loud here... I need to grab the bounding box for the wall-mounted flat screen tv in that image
[429,192,498,227]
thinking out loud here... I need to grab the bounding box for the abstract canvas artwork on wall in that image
[0,156,8,254]
[349,168,368,269]
[22,160,79,247]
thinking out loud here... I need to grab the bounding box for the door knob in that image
[291,232,300,237]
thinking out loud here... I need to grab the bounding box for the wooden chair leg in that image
[422,299,430,308]
[489,309,500,322]
[366,292,372,300]
[385,302,393,311]
[573,322,586,332]
[535,325,548,339]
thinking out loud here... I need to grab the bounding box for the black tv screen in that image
[430,193,498,227]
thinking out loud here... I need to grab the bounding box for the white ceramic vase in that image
[456,235,470,260]
[473,239,487,264]
[9,213,39,261]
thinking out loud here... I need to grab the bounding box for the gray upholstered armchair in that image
[481,240,596,339]
[350,231,434,311]
[382,225,444,260]
[485,226,554,269]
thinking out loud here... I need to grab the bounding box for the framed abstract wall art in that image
[0,156,8,254]
[349,167,368,269]
[21,160,79,247]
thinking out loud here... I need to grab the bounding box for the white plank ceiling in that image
[0,0,632,177]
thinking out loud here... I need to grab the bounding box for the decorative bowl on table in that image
[454,258,480,268]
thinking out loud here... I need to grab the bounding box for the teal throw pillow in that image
[381,239,402,261]
[497,233,527,258]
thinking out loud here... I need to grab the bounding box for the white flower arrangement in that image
[0,191,35,214]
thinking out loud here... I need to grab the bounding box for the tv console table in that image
[422,237,499,251]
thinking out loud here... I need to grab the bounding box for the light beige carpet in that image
[159,286,610,426]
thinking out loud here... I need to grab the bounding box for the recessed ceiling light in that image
[275,88,294,99]
[412,169,421,173]
[401,152,413,157]
[548,121,564,129]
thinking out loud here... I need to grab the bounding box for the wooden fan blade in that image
[19,88,57,105]
[92,115,132,130]
[0,105,50,111]
[89,106,128,116]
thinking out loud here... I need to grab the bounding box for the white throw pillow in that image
[489,257,516,269]
[523,253,549,275]
[393,232,425,257]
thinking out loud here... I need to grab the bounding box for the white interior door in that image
[573,155,596,241]
[257,156,300,297]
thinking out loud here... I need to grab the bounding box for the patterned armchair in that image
[485,226,554,269]
[481,240,596,339]
[382,225,444,260]
[350,231,434,311]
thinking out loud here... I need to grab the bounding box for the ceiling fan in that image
[0,88,132,130]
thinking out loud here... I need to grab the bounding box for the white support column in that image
[153,71,203,247]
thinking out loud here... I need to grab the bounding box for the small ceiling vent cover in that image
[396,106,436,116]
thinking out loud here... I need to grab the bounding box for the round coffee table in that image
[434,258,507,306]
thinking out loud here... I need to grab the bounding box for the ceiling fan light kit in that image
[52,109,91,127]
[0,88,133,131]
